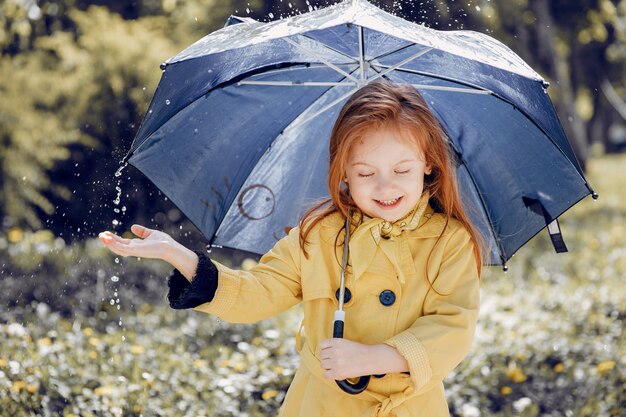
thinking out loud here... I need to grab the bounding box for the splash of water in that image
[111,160,129,344]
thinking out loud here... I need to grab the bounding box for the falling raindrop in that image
[165,99,171,105]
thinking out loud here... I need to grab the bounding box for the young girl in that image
[99,81,483,417]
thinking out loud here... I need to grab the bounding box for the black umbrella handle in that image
[333,319,370,395]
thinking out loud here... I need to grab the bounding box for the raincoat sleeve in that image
[192,226,303,323]
[384,225,480,394]
[167,251,219,309]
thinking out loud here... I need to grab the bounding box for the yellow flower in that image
[129,345,145,355]
[252,337,263,346]
[89,351,97,359]
[38,337,52,346]
[262,389,279,401]
[192,359,208,368]
[0,358,7,367]
[94,385,114,396]
[7,228,23,243]
[233,361,246,372]
[273,366,284,375]
[500,386,512,395]
[88,337,100,347]
[506,367,527,383]
[83,327,94,337]
[12,380,26,393]
[597,360,615,375]
[27,384,37,394]
[553,363,565,373]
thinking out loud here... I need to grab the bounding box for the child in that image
[99,81,483,417]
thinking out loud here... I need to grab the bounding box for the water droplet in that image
[110,299,115,305]
[111,276,119,282]
[114,257,120,264]
[165,99,171,105]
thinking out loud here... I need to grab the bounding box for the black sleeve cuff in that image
[167,250,219,309]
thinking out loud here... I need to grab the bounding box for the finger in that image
[319,339,333,350]
[99,232,130,245]
[131,224,149,239]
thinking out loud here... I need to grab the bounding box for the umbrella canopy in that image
[127,0,594,265]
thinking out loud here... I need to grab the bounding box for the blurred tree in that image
[0,47,93,229]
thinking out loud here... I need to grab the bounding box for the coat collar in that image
[319,192,449,283]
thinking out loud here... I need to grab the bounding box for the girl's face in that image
[345,127,431,222]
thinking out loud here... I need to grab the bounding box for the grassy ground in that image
[1,154,624,416]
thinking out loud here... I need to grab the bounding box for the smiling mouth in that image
[374,196,403,207]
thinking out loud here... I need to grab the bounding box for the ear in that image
[425,164,433,176]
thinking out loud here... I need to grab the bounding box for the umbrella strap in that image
[523,197,568,254]
[547,219,568,254]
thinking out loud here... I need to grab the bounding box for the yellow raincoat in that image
[194,193,481,417]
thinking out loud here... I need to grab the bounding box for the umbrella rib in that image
[458,160,508,264]
[372,42,417,62]
[358,26,366,83]
[297,34,360,65]
[283,37,360,83]
[376,64,494,94]
[408,84,492,95]
[284,86,360,134]
[367,47,434,83]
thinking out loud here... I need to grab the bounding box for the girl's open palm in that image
[99,225,173,260]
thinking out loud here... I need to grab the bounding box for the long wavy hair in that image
[298,80,484,277]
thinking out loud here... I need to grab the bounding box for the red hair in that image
[298,81,484,277]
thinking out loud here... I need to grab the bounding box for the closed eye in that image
[358,173,374,178]
[396,170,410,175]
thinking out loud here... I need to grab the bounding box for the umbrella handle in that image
[332,319,370,395]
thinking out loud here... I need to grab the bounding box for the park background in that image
[0,0,625,415]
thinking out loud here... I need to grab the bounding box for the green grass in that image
[1,154,625,417]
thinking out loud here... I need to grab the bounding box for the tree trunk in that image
[530,0,589,170]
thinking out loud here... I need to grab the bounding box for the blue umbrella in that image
[126,0,595,267]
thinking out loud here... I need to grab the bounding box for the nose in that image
[374,173,396,191]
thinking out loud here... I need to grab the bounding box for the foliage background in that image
[0,0,624,416]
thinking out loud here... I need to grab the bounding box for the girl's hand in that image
[319,338,410,380]
[319,338,373,380]
[98,224,174,260]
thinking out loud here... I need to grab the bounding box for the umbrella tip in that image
[592,192,599,200]
[160,62,167,71]
[502,263,508,273]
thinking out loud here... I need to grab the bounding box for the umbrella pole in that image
[333,216,370,394]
